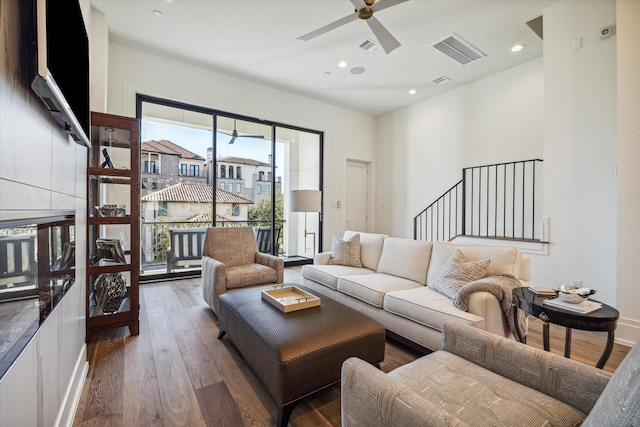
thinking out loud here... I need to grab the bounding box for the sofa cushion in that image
[383,286,484,331]
[426,241,521,284]
[328,233,362,267]
[389,350,587,426]
[302,264,374,290]
[343,231,387,271]
[376,238,432,285]
[428,249,490,300]
[337,274,423,308]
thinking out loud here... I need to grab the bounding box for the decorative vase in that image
[94,273,126,314]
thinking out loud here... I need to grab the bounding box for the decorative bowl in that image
[558,285,596,304]
[95,204,126,217]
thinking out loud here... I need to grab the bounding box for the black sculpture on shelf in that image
[100,148,113,168]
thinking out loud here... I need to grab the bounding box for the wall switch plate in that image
[572,37,583,51]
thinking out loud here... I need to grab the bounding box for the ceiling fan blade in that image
[349,0,364,9]
[371,0,410,14]
[297,13,359,41]
[366,16,401,53]
[228,129,238,144]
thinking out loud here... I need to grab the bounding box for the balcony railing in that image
[140,219,285,275]
[179,170,206,178]
[141,164,159,174]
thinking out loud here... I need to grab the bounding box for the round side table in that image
[512,287,619,369]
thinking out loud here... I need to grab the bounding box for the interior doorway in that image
[345,159,371,233]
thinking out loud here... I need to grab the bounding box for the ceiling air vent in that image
[358,39,379,52]
[431,33,485,65]
[432,76,451,85]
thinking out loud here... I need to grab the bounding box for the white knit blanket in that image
[455,274,528,338]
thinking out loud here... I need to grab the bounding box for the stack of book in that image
[527,286,557,297]
[543,297,603,314]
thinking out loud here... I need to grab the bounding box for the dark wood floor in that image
[73,267,630,426]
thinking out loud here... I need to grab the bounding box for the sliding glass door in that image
[276,126,322,261]
[138,101,213,276]
[137,95,322,279]
[214,116,280,254]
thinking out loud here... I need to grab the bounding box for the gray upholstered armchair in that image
[342,320,640,426]
[201,226,284,314]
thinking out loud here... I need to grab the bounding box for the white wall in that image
[537,0,617,307]
[376,58,544,238]
[377,1,640,343]
[615,0,640,345]
[0,0,88,425]
[97,35,377,249]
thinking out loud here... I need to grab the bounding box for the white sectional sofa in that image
[301,231,530,351]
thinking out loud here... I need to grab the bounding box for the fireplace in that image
[0,210,76,380]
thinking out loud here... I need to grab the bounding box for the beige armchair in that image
[342,320,640,426]
[201,227,284,314]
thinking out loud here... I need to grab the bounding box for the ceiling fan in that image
[297,0,409,54]
[221,119,265,144]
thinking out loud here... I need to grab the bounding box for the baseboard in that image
[615,317,640,347]
[55,344,89,427]
[451,236,549,256]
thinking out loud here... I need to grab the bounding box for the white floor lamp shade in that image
[290,190,322,257]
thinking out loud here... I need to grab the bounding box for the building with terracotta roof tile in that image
[141,139,206,197]
[140,182,254,263]
[141,181,253,220]
[207,150,282,202]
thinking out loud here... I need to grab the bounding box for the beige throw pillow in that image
[328,233,362,268]
[428,248,490,300]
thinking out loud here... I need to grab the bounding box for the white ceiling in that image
[89,0,556,117]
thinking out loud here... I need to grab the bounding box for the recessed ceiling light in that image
[511,44,525,52]
[338,61,348,68]
[153,9,163,17]
[409,89,417,95]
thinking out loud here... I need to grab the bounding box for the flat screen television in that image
[31,0,90,148]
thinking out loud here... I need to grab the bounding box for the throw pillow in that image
[328,233,362,268]
[427,249,490,300]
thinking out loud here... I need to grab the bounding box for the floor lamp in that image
[290,190,322,258]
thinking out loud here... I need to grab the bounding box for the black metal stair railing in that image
[414,159,543,242]
[414,180,464,242]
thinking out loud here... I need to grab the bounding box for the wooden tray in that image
[261,285,320,313]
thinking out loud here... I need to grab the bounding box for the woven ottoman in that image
[217,284,385,427]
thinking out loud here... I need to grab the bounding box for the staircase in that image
[414,159,543,243]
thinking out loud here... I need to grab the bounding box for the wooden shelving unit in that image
[86,111,140,341]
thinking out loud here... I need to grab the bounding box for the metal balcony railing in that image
[140,219,286,274]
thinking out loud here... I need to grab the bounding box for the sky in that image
[141,120,280,165]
